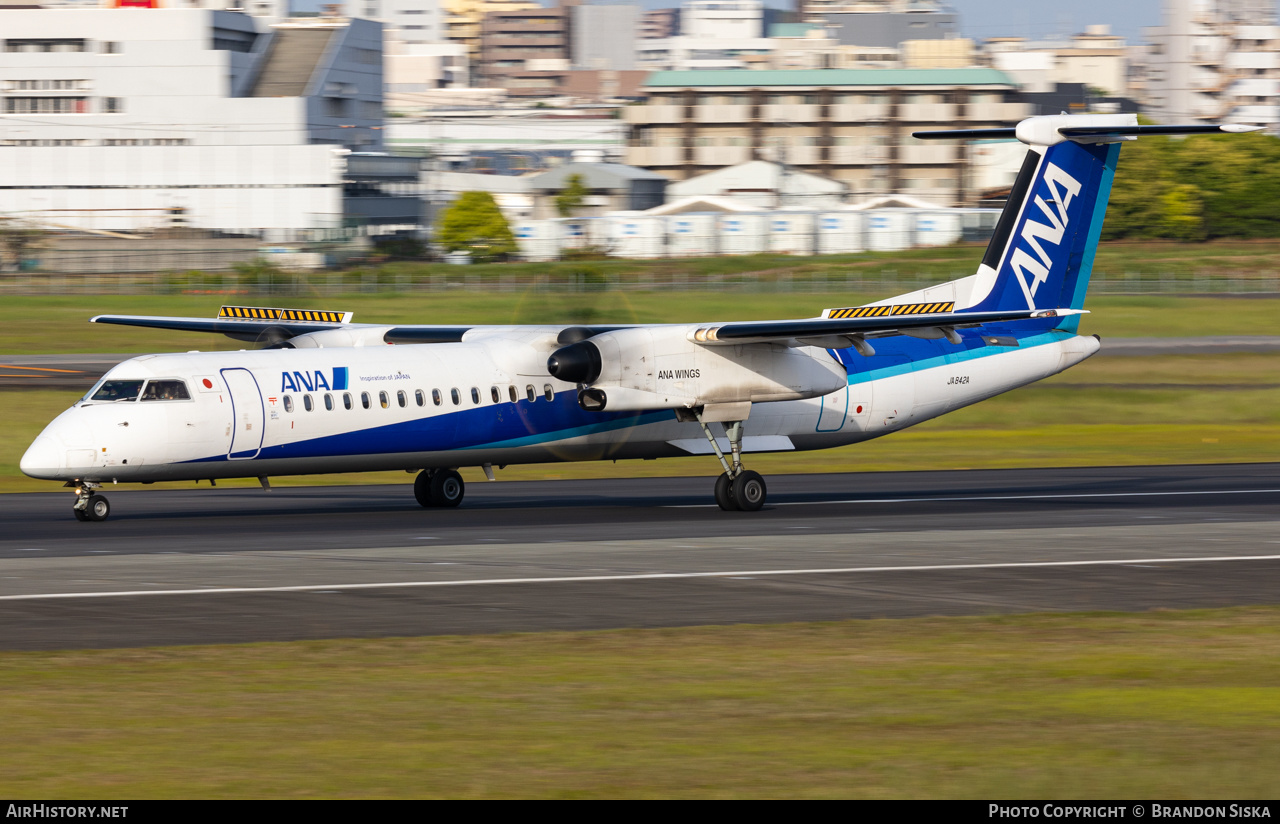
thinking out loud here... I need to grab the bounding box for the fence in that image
[4,269,1280,297]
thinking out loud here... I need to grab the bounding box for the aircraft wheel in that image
[413,470,435,508]
[87,495,111,522]
[731,471,767,512]
[430,469,465,508]
[714,472,738,511]
[73,506,90,522]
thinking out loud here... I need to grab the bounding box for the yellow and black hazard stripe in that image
[219,306,346,323]
[219,306,283,320]
[826,301,955,319]
[279,309,345,323]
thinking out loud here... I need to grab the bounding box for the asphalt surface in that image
[2,463,1279,651]
[6,337,1280,389]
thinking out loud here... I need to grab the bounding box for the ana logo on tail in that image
[1009,162,1082,309]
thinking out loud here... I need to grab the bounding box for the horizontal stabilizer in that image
[914,118,1261,146]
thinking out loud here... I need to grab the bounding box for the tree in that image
[0,218,46,273]
[435,191,517,262]
[554,173,589,218]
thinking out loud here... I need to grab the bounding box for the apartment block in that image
[1145,0,1280,130]
[477,4,571,97]
[625,68,1028,205]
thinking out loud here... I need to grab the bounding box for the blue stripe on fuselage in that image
[184,390,673,463]
[831,317,1073,384]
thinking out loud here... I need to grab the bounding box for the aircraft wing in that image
[689,307,1081,347]
[91,310,473,345]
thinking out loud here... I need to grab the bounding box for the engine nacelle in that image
[548,326,846,412]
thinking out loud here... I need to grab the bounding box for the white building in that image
[0,8,393,234]
[986,26,1129,97]
[637,0,774,71]
[1145,0,1280,130]
[682,0,764,40]
[667,160,848,210]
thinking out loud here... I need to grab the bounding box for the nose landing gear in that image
[71,482,110,522]
[696,413,767,512]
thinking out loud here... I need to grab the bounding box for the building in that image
[1144,0,1280,130]
[625,68,1029,205]
[666,160,848,209]
[682,0,764,40]
[818,7,958,49]
[476,3,571,98]
[986,26,1128,97]
[527,162,668,219]
[0,8,399,234]
[356,0,445,46]
[637,0,781,71]
[444,0,538,73]
[384,41,470,106]
[387,115,627,165]
[571,4,637,71]
[640,7,680,40]
[902,38,974,69]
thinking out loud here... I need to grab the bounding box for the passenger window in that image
[544,384,554,401]
[397,390,407,408]
[324,393,334,411]
[415,389,425,407]
[343,392,352,410]
[471,387,480,405]
[451,388,460,405]
[379,391,389,409]
[140,380,191,401]
[303,394,313,412]
[89,379,144,402]
[361,391,370,410]
[508,385,518,403]
[432,389,442,406]
[526,384,535,402]
[283,395,294,413]
[491,386,501,404]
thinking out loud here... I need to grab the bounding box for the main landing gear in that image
[70,482,110,522]
[696,413,767,512]
[414,468,465,508]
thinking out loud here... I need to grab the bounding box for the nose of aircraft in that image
[20,433,63,480]
[21,411,98,481]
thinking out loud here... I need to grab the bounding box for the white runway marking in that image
[3,554,1280,602]
[666,487,1280,508]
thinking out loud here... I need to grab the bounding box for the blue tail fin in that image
[909,116,1260,332]
[964,138,1120,330]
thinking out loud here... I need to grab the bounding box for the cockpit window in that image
[88,379,144,403]
[140,380,191,402]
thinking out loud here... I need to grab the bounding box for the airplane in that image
[20,114,1260,521]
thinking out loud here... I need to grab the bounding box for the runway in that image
[1,463,1279,651]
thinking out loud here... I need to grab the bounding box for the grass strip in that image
[3,607,1280,798]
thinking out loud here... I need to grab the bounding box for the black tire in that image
[73,506,90,522]
[87,494,110,522]
[714,472,738,511]
[430,469,465,508]
[413,470,435,508]
[731,471,767,512]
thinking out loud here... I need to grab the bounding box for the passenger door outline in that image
[221,367,265,460]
